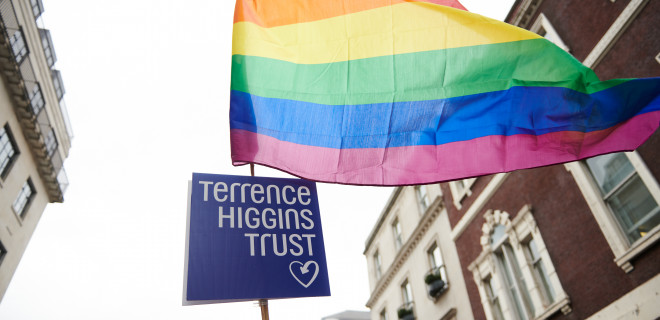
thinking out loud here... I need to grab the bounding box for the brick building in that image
[365,1,659,319]
[453,0,660,319]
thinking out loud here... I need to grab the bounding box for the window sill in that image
[535,296,571,320]
[614,224,660,273]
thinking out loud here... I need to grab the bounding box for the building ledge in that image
[0,14,63,202]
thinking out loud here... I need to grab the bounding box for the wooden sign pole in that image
[259,299,270,320]
[251,163,270,320]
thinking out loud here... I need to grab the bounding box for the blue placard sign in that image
[184,173,331,303]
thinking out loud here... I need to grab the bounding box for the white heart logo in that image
[289,261,319,288]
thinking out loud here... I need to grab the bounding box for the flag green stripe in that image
[231,38,610,105]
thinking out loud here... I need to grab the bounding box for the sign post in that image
[184,172,331,309]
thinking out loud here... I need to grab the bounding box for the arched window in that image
[469,207,571,320]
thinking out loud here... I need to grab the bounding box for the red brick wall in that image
[457,1,660,318]
[593,0,660,80]
[454,164,660,319]
[519,0,631,62]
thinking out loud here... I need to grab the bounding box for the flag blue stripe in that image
[229,78,660,149]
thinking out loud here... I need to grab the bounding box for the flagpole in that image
[251,163,270,320]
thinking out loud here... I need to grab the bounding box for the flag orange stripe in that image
[233,0,467,27]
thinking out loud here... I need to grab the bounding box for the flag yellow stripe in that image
[232,2,541,64]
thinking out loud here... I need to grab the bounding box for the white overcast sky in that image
[0,1,514,319]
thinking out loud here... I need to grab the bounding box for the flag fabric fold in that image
[229,0,660,186]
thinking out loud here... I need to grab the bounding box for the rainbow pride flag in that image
[229,0,660,186]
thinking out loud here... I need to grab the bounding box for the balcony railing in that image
[397,302,415,320]
[424,266,448,300]
[0,0,68,202]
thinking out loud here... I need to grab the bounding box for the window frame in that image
[29,83,45,116]
[530,13,570,52]
[401,279,413,305]
[493,241,535,320]
[9,28,29,64]
[0,239,6,266]
[373,250,383,280]
[469,207,571,320]
[31,0,45,19]
[392,218,403,251]
[524,238,556,306]
[0,124,20,180]
[585,153,659,244]
[565,151,660,272]
[415,185,431,214]
[379,308,388,320]
[484,276,505,320]
[449,178,476,209]
[44,128,58,158]
[427,241,448,284]
[12,178,36,219]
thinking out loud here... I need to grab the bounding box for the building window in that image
[565,151,660,272]
[530,13,570,52]
[0,240,6,266]
[51,70,65,100]
[31,0,45,19]
[484,277,505,320]
[373,250,383,280]
[13,179,36,218]
[45,128,58,157]
[585,153,660,244]
[39,29,56,68]
[29,84,45,115]
[401,279,413,304]
[10,28,29,64]
[425,242,448,299]
[0,124,19,179]
[427,242,448,284]
[392,218,403,250]
[416,185,431,214]
[492,227,535,319]
[379,308,388,320]
[525,238,556,305]
[449,178,476,209]
[469,207,571,320]
[397,279,415,319]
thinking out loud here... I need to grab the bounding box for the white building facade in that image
[0,0,71,301]
[364,185,474,320]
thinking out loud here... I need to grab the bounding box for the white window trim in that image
[416,185,431,215]
[530,13,570,52]
[449,178,476,209]
[564,151,660,272]
[392,216,404,251]
[425,239,449,287]
[469,206,571,320]
[374,250,383,280]
[582,0,649,69]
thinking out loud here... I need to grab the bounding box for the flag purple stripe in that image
[231,111,660,186]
